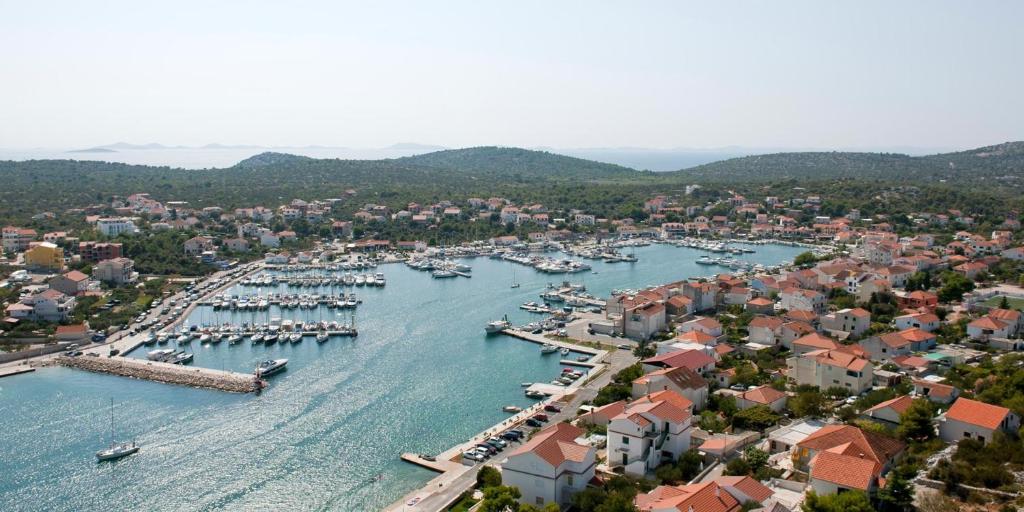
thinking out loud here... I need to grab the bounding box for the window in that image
[622,436,629,444]
[536,497,544,505]
[567,474,574,486]
[622,453,628,465]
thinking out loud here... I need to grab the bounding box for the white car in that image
[462,452,484,462]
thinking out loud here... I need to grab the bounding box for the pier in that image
[0,366,36,378]
[56,355,262,393]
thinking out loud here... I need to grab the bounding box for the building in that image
[48,270,97,296]
[93,257,138,285]
[795,425,905,496]
[222,237,250,252]
[2,226,37,252]
[184,236,215,256]
[790,333,839,356]
[642,349,717,376]
[820,308,871,338]
[634,478,775,512]
[860,329,937,361]
[860,395,914,427]
[7,289,77,322]
[608,390,694,476]
[894,312,940,332]
[938,397,1020,445]
[779,288,826,315]
[78,241,123,262]
[96,217,138,237]
[502,423,596,510]
[631,366,709,410]
[735,385,788,413]
[24,242,64,271]
[787,349,873,393]
[624,302,667,341]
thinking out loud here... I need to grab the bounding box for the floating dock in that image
[56,355,262,393]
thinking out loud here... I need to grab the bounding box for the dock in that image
[56,355,262,393]
[0,366,36,378]
[400,453,463,473]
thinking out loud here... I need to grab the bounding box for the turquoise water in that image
[0,243,804,511]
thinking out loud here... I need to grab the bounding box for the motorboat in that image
[289,332,302,344]
[147,348,175,361]
[316,331,329,343]
[502,405,522,413]
[540,344,558,354]
[484,317,511,334]
[560,347,570,356]
[431,269,457,278]
[250,333,264,344]
[255,359,288,377]
[169,352,193,364]
[525,390,546,399]
[227,333,243,344]
[176,334,191,345]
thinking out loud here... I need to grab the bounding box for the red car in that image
[533,413,549,422]
[544,404,562,413]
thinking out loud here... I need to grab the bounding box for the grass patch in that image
[446,494,478,512]
[983,296,1024,309]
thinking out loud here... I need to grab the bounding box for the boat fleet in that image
[238,272,385,288]
[207,293,361,310]
[405,258,473,278]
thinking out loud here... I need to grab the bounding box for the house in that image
[502,423,596,510]
[778,321,816,348]
[939,398,1020,445]
[791,333,839,356]
[735,385,788,413]
[222,237,249,252]
[54,323,90,342]
[967,316,1012,340]
[860,395,914,427]
[680,281,718,312]
[894,312,940,332]
[78,241,123,262]
[820,308,871,338]
[24,242,64,271]
[642,349,717,376]
[787,349,873,393]
[665,295,694,317]
[96,217,138,237]
[632,366,709,410]
[93,257,138,285]
[184,236,215,256]
[896,290,938,310]
[607,390,694,476]
[745,297,775,315]
[779,288,826,314]
[912,379,959,405]
[634,478,775,512]
[625,302,667,341]
[14,289,77,322]
[954,261,988,280]
[767,419,826,454]
[859,329,936,361]
[2,226,37,252]
[795,425,905,496]
[678,317,723,338]
[48,270,97,296]
[748,316,784,345]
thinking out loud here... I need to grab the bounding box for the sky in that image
[2,1,1022,151]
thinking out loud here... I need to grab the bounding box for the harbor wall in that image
[56,356,260,393]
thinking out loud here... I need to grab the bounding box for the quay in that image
[56,355,262,393]
[0,366,36,378]
[500,328,604,357]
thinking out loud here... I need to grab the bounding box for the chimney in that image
[714,485,720,498]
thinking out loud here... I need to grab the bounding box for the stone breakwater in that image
[57,356,261,393]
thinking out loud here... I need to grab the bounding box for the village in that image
[2,184,1024,512]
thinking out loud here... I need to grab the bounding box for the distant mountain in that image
[671,141,1024,182]
[68,147,117,153]
[101,142,170,150]
[235,152,314,168]
[395,146,643,180]
[385,142,446,151]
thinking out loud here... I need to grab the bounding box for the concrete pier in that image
[56,355,261,393]
[0,366,36,378]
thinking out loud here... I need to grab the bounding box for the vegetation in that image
[928,433,1024,496]
[801,490,874,512]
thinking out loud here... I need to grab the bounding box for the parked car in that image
[533,413,549,422]
[524,418,543,428]
[475,444,497,455]
[489,437,508,448]
[507,429,524,438]
[462,452,484,463]
[91,334,107,342]
[544,404,562,413]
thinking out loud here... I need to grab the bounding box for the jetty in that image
[0,366,36,379]
[56,355,262,393]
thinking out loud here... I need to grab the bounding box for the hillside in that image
[672,141,1024,183]
[395,146,643,180]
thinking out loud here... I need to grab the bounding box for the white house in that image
[502,423,596,510]
[96,217,138,237]
[894,312,940,332]
[631,367,709,410]
[607,390,693,477]
[735,385,788,413]
[787,349,873,393]
[820,308,871,338]
[939,397,1020,445]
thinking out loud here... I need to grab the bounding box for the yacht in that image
[198,333,211,344]
[289,332,303,344]
[250,333,264,344]
[485,317,511,334]
[96,399,139,462]
[502,405,522,413]
[147,348,175,361]
[374,273,386,286]
[540,344,559,354]
[355,275,366,286]
[255,359,288,377]
[176,334,191,345]
[227,333,243,344]
[432,269,457,278]
[316,331,329,343]
[560,347,570,356]
[696,255,715,265]
[169,352,193,364]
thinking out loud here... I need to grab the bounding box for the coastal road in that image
[385,347,638,512]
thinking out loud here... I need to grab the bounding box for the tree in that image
[897,398,936,442]
[476,465,502,489]
[743,447,769,475]
[877,466,915,512]
[724,457,751,476]
[479,485,522,512]
[788,388,827,418]
[733,405,780,431]
[801,490,873,512]
[794,251,818,266]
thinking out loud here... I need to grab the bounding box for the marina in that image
[0,242,807,511]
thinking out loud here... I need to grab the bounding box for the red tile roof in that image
[945,398,1011,430]
[793,333,839,350]
[810,448,880,490]
[863,395,914,416]
[740,385,787,405]
[508,422,590,468]
[643,349,716,371]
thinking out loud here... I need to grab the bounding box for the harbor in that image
[0,242,807,511]
[55,354,262,393]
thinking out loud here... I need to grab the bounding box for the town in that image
[2,178,1024,512]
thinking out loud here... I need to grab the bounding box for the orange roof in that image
[785,310,818,322]
[508,422,590,468]
[746,297,773,306]
[749,316,784,329]
[809,449,880,490]
[805,349,870,372]
[793,333,839,350]
[990,309,1021,322]
[848,307,871,317]
[635,481,741,512]
[643,349,716,371]
[634,367,707,391]
[945,398,1011,430]
[798,425,905,464]
[969,317,1008,330]
[674,330,717,344]
[740,385,787,405]
[898,328,935,343]
[912,379,955,397]
[62,270,89,282]
[714,475,773,503]
[863,395,914,416]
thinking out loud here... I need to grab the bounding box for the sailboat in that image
[96,399,139,462]
[510,267,520,289]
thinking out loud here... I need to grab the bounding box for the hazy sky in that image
[2,1,1022,150]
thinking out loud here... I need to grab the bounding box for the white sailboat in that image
[96,398,139,462]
